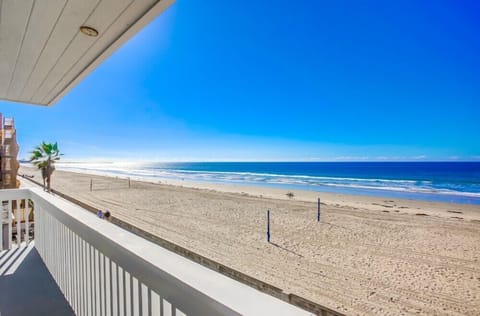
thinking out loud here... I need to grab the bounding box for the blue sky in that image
[1,0,479,161]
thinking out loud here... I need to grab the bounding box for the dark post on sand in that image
[128,177,131,188]
[267,209,271,242]
[90,179,93,192]
[317,197,321,222]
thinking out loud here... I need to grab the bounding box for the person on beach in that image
[104,211,111,221]
[97,210,103,218]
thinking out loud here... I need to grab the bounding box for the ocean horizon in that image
[45,161,480,205]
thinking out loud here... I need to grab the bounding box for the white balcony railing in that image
[0,188,312,316]
[3,118,14,127]
[0,190,32,250]
[2,130,13,139]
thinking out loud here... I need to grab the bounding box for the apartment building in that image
[0,114,19,189]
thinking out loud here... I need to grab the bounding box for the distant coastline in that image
[18,164,480,315]
[22,161,480,205]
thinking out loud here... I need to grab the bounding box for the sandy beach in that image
[20,166,480,315]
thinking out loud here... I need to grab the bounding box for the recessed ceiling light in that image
[80,26,99,37]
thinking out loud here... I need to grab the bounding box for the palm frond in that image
[29,142,63,170]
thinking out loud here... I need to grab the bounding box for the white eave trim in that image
[46,0,175,106]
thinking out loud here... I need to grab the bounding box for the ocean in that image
[55,161,480,205]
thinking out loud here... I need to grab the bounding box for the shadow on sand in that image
[270,242,304,258]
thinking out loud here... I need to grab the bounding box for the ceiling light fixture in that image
[80,26,99,37]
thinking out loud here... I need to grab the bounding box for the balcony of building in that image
[1,144,12,157]
[3,118,14,127]
[0,184,322,316]
[1,129,16,141]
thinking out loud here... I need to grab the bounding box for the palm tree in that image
[29,142,62,192]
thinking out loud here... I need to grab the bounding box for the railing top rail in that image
[24,187,311,316]
[0,188,32,201]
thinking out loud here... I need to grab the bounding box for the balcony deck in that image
[0,187,317,316]
[0,243,74,315]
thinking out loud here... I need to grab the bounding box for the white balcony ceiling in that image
[0,0,174,106]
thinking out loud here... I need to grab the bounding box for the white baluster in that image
[163,299,172,316]
[73,232,78,314]
[82,240,87,316]
[16,199,21,246]
[100,252,105,316]
[0,201,3,250]
[105,256,111,316]
[142,283,149,316]
[117,266,123,316]
[25,199,30,244]
[133,277,139,316]
[64,226,69,302]
[95,249,101,316]
[87,241,92,316]
[8,200,12,249]
[112,262,118,316]
[151,291,161,316]
[125,272,132,316]
[73,235,79,315]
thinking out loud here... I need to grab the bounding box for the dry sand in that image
[20,166,480,315]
